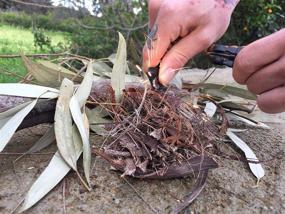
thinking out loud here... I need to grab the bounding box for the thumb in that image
[159,30,214,85]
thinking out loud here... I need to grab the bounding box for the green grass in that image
[0,24,69,83]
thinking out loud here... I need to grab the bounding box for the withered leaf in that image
[54,78,77,171]
[111,32,127,102]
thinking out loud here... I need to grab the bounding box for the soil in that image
[0,69,284,214]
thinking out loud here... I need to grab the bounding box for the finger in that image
[233,29,285,84]
[149,0,164,29]
[159,29,215,85]
[257,85,285,114]
[246,54,285,94]
[144,1,194,72]
[142,22,177,72]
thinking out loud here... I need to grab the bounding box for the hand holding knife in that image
[146,44,243,91]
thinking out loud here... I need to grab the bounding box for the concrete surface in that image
[0,124,284,214]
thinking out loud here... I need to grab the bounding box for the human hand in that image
[233,29,285,114]
[143,0,239,85]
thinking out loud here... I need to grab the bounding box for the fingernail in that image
[159,68,176,86]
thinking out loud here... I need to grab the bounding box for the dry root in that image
[91,85,226,179]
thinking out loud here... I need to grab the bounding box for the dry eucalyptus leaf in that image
[21,53,82,87]
[54,78,77,171]
[0,101,32,120]
[20,126,83,212]
[71,61,94,185]
[111,32,127,102]
[227,130,265,182]
[200,83,257,100]
[0,99,37,152]
[204,102,217,118]
[92,61,112,77]
[26,125,55,154]
[0,83,59,99]
[70,96,91,185]
[74,61,94,108]
[0,117,11,129]
[86,107,110,136]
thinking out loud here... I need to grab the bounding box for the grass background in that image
[0,24,69,83]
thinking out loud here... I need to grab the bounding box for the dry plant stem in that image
[122,177,159,214]
[92,86,220,180]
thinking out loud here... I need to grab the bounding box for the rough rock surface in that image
[0,124,284,214]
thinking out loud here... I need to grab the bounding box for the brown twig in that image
[122,177,159,214]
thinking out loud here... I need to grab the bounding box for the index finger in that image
[233,29,285,84]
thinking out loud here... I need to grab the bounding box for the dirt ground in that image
[0,69,285,214]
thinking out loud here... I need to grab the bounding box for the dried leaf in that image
[200,83,257,100]
[70,61,94,184]
[0,99,37,152]
[134,156,217,179]
[20,125,83,212]
[0,101,33,119]
[0,117,11,129]
[21,53,82,87]
[0,83,59,99]
[86,107,110,136]
[108,53,130,74]
[219,101,253,113]
[74,61,94,108]
[54,78,77,171]
[204,102,217,118]
[92,61,112,77]
[108,53,116,64]
[226,113,270,129]
[172,170,208,214]
[227,130,265,181]
[122,159,136,176]
[70,97,91,185]
[111,32,127,102]
[27,125,55,154]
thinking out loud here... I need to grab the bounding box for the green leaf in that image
[111,32,127,102]
[0,99,37,152]
[0,83,59,99]
[200,83,257,100]
[54,78,77,171]
[20,125,83,212]
[21,53,82,87]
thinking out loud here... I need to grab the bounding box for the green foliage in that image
[0,25,69,83]
[222,0,285,45]
[33,28,53,51]
[70,1,148,64]
[0,11,75,33]
[0,0,284,68]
